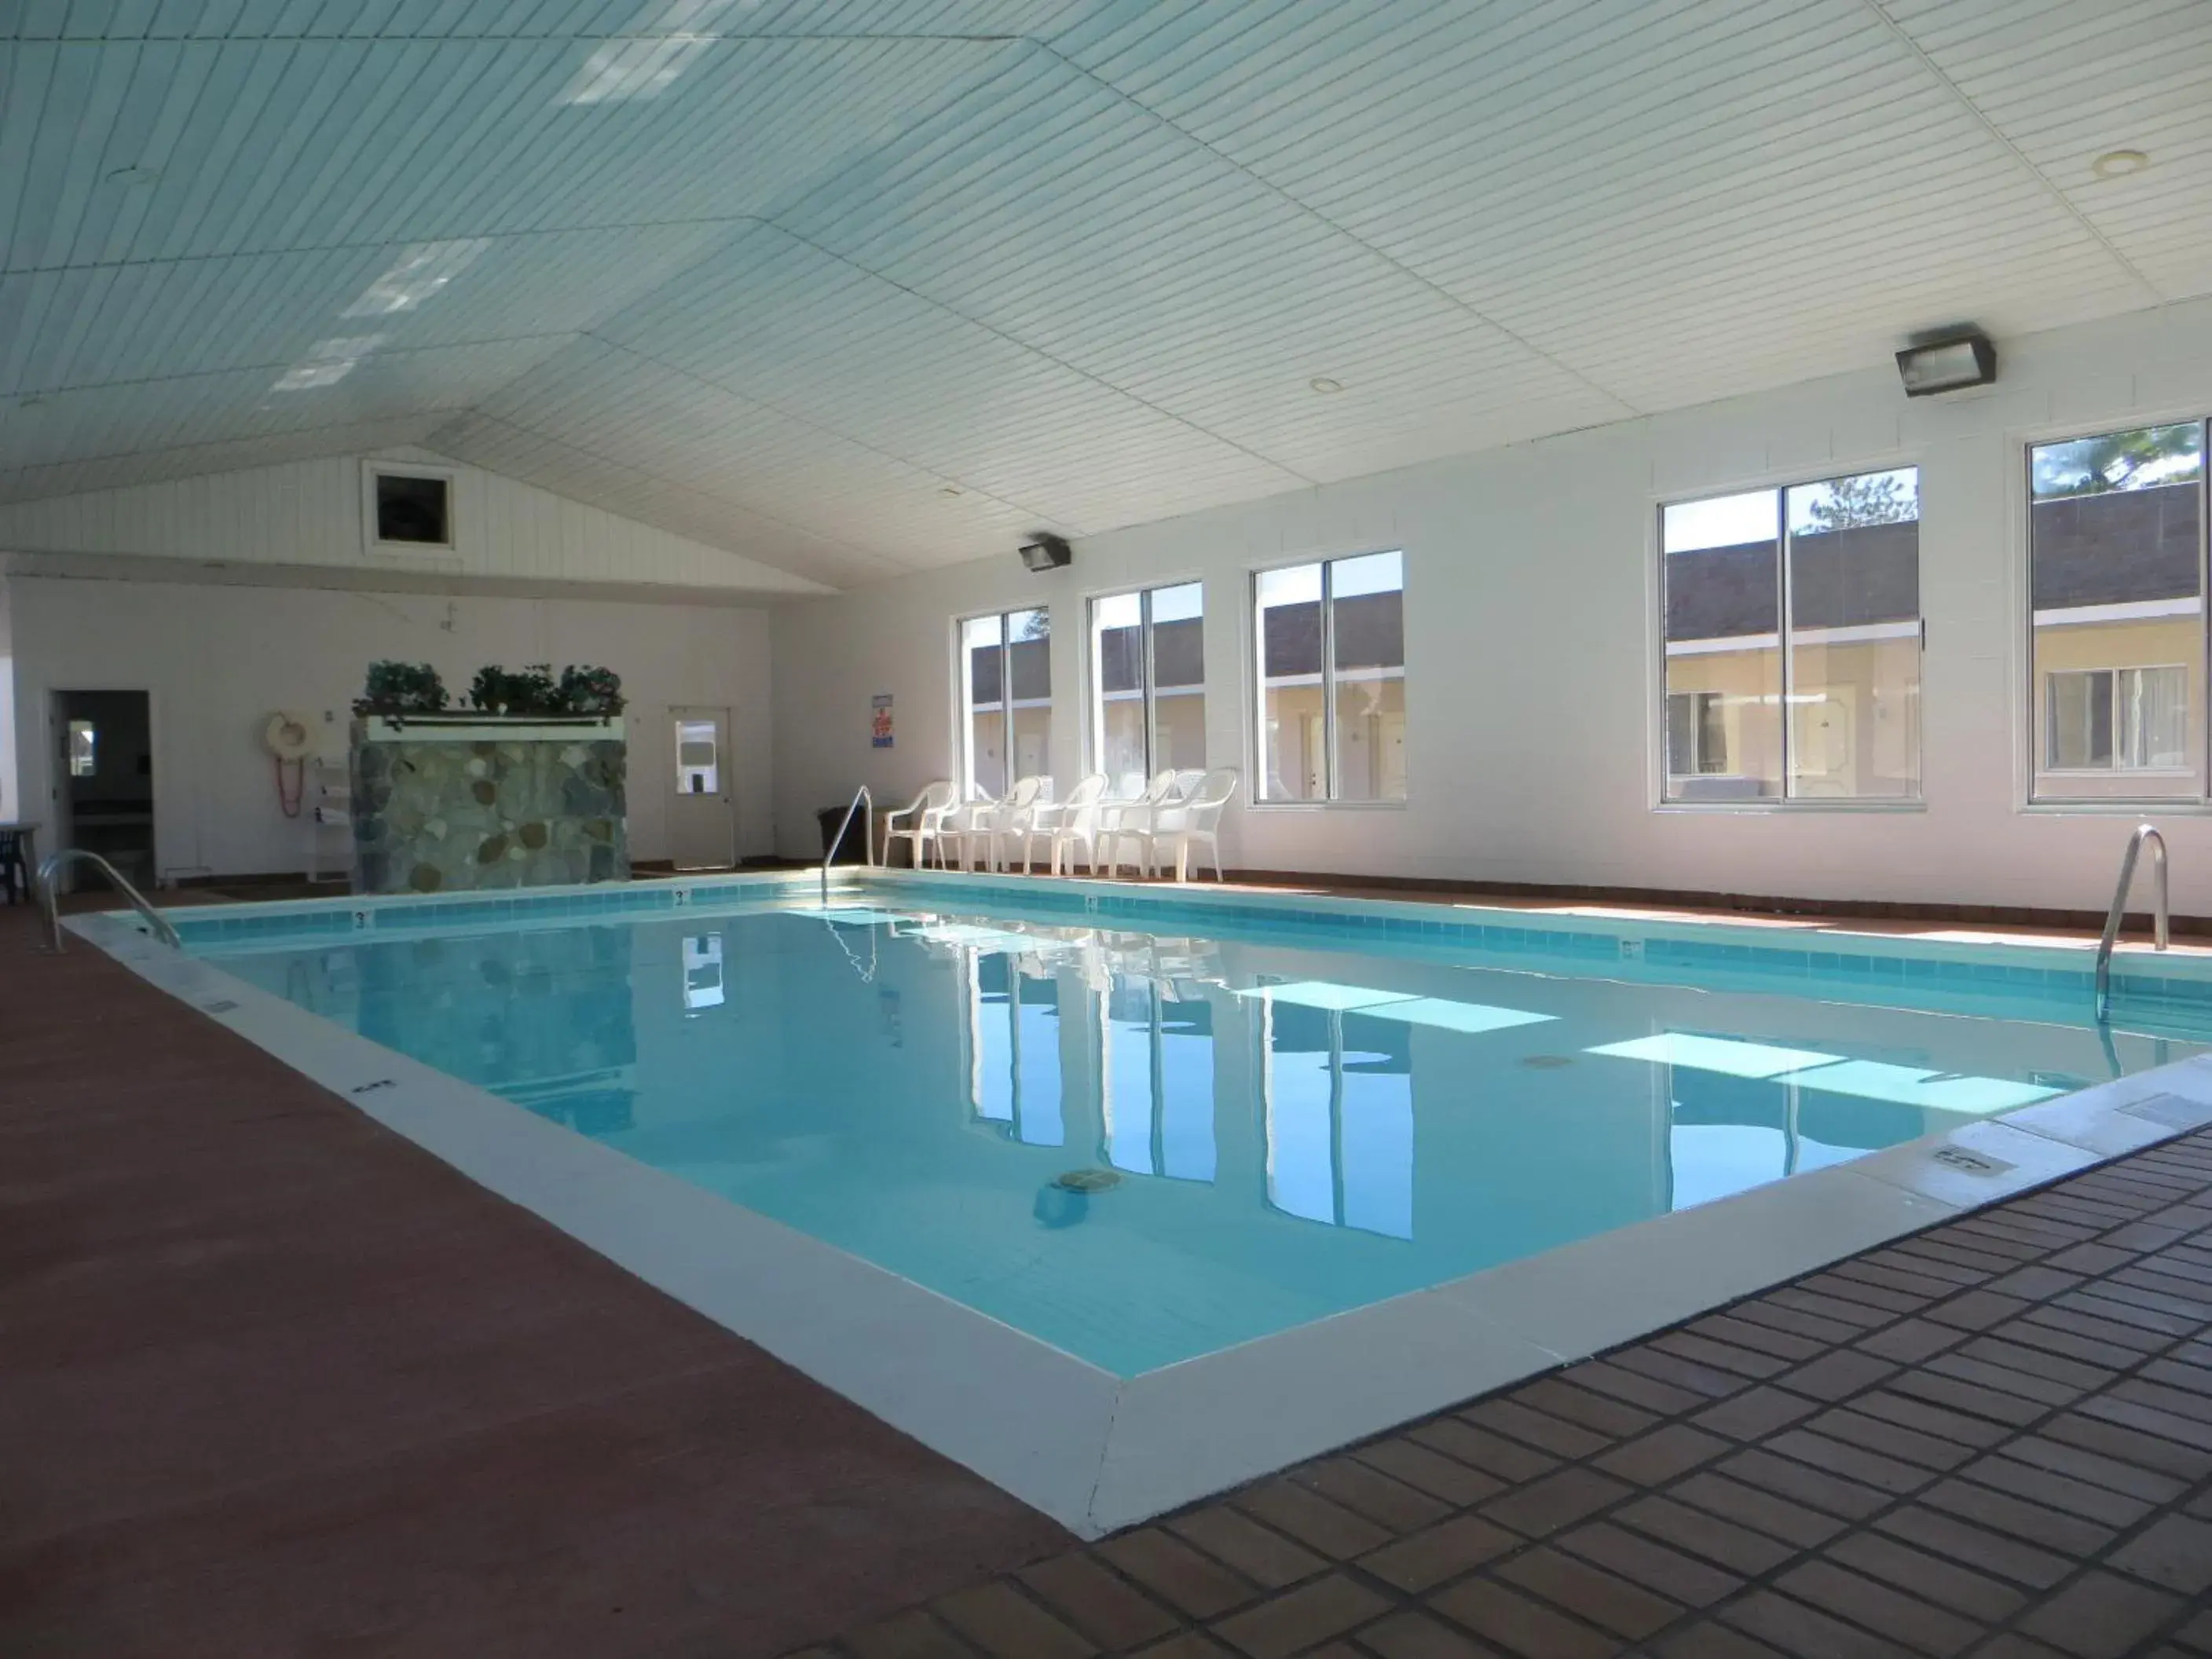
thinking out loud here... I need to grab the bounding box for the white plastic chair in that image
[882,781,956,868]
[1171,768,1206,801]
[980,775,1047,872]
[939,785,1009,872]
[1042,773,1110,876]
[1096,769,1178,877]
[1137,767,1240,882]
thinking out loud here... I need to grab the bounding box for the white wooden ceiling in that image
[2,0,2207,588]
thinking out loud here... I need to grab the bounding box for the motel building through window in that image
[1254,552,1407,804]
[1090,582,1207,797]
[960,608,1052,800]
[1661,467,1922,803]
[2030,422,2208,802]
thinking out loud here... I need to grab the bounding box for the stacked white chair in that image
[1096,769,1179,878]
[1126,768,1240,882]
[881,781,957,867]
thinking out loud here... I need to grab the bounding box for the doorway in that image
[53,690,155,891]
[668,705,737,870]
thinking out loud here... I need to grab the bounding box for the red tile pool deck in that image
[9,884,2212,1657]
[0,901,1069,1657]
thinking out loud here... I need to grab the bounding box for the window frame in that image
[955,605,1052,801]
[1652,463,1927,813]
[2021,416,2212,810]
[361,460,461,558]
[1248,550,1409,809]
[1086,580,1207,786]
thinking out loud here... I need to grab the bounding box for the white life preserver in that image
[265,711,315,762]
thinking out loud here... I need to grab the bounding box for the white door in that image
[668,706,737,870]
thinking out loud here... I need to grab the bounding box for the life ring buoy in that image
[265,712,314,762]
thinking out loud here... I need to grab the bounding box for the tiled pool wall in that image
[148,866,2212,1015]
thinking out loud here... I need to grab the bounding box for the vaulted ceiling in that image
[2,0,2207,589]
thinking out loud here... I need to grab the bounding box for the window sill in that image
[1247,798,1410,812]
[1652,798,1927,815]
[2023,799,2212,815]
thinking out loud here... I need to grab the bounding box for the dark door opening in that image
[54,690,155,892]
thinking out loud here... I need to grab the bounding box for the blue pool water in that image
[201,889,2209,1375]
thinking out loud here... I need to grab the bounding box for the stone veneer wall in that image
[350,719,628,895]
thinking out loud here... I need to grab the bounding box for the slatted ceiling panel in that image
[0,224,724,399]
[434,408,904,588]
[1068,0,2148,417]
[1884,0,2212,300]
[23,0,1093,38]
[774,46,1621,485]
[5,34,1004,272]
[1,335,569,478]
[473,339,1059,562]
[2,2,2204,587]
[595,223,1295,527]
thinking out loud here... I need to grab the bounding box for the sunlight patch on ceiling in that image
[270,336,384,392]
[343,241,493,317]
[559,1,754,104]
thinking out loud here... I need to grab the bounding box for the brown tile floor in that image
[806,1135,2212,1659]
[0,900,1069,1658]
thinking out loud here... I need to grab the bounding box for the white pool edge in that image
[76,907,2212,1538]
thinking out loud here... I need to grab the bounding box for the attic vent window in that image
[364,463,459,556]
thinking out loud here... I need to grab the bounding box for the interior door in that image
[668,706,737,870]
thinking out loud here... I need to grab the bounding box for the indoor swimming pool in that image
[95,873,2212,1531]
[196,881,2207,1373]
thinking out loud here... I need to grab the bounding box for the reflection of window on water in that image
[676,720,719,795]
[966,952,1064,1145]
[1104,979,1216,1181]
[683,933,723,1012]
[68,720,97,778]
[1261,1001,1413,1239]
[1666,1068,1906,1211]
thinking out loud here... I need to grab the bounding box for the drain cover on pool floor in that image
[1053,1168,1123,1192]
[1521,1055,1574,1069]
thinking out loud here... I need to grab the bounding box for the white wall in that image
[0,445,825,598]
[774,295,2212,915]
[5,577,774,880]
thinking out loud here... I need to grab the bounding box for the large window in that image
[1090,582,1205,796]
[959,608,1051,800]
[2029,422,2207,801]
[1661,467,1921,803]
[1254,551,1406,803]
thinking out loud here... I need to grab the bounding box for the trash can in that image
[816,805,869,864]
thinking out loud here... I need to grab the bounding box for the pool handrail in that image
[2095,822,2168,1022]
[38,848,182,954]
[821,784,873,904]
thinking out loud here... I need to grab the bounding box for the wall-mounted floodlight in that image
[1895,330,1997,397]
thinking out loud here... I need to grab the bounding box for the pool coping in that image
[73,878,2212,1537]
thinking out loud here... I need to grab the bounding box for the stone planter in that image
[350,716,628,895]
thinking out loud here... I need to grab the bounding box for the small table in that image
[0,821,40,905]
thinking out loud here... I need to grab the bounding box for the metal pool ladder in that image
[820,784,873,905]
[2095,823,2168,1022]
[38,849,183,954]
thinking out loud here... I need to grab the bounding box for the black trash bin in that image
[816,805,869,864]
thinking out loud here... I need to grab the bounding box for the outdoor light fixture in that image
[1895,331,1997,397]
[1018,533,1072,573]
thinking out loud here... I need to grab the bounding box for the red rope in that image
[275,755,305,819]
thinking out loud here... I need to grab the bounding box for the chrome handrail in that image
[820,784,873,904]
[38,849,183,954]
[2095,823,2168,1022]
